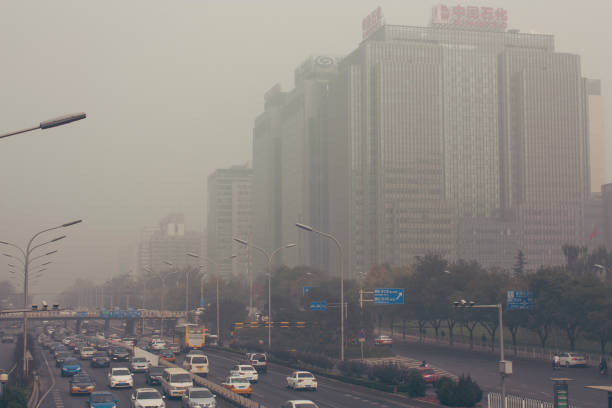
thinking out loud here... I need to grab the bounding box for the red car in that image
[374,335,393,345]
[417,367,439,384]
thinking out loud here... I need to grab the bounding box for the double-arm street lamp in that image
[232,239,296,350]
[0,219,82,376]
[295,223,345,360]
[454,300,510,408]
[186,253,236,345]
[0,112,86,140]
[144,261,174,338]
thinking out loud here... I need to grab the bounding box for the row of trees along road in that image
[56,245,612,355]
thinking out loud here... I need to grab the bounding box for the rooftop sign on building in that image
[431,4,508,31]
[362,6,384,39]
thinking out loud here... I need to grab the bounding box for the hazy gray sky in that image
[1,0,610,293]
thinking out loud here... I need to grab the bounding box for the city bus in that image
[175,323,206,352]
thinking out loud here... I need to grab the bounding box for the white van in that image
[182,353,209,376]
[161,367,193,398]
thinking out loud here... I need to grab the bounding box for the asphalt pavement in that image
[0,340,16,372]
[179,347,426,408]
[36,348,233,408]
[391,339,609,408]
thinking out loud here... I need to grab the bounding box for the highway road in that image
[172,346,422,408]
[36,347,234,408]
[392,339,608,408]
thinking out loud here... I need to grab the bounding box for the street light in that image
[144,263,173,338]
[0,219,82,376]
[186,253,236,345]
[232,239,296,350]
[296,222,345,360]
[0,112,86,140]
[454,300,510,408]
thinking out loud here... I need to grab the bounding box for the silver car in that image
[182,387,216,408]
[130,357,151,373]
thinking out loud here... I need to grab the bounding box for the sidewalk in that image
[380,329,601,366]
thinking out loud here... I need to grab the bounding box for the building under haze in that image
[207,165,252,276]
[138,213,201,274]
[252,55,340,274]
[254,5,601,276]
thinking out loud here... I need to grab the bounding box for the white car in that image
[281,401,319,408]
[130,357,151,373]
[131,387,165,408]
[150,340,166,351]
[558,352,587,367]
[108,367,134,388]
[229,364,258,383]
[181,387,216,408]
[80,347,96,360]
[286,371,317,391]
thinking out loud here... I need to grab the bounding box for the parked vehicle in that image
[374,335,393,346]
[182,354,209,376]
[417,367,439,384]
[286,371,317,391]
[181,387,215,408]
[558,352,587,367]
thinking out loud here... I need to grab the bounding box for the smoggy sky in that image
[0,0,610,294]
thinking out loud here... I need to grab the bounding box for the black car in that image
[90,352,110,368]
[145,366,165,385]
[69,373,95,394]
[96,342,111,352]
[55,352,73,367]
[110,347,130,361]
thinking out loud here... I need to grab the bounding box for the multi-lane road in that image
[36,346,234,408]
[392,339,609,408]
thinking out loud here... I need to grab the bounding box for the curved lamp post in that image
[186,253,236,345]
[232,238,296,350]
[295,223,345,361]
[0,219,82,376]
[0,113,86,140]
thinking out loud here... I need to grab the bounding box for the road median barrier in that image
[131,345,263,408]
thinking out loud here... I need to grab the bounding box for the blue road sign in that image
[507,290,535,310]
[200,297,205,307]
[373,288,405,305]
[303,286,313,296]
[309,301,327,311]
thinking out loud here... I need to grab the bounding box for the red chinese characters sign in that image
[362,7,384,39]
[432,4,508,30]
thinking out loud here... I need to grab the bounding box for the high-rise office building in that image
[253,5,596,276]
[586,79,605,193]
[138,213,202,274]
[328,5,591,274]
[207,165,252,276]
[252,56,339,273]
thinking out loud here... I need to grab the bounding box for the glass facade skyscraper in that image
[328,21,591,275]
